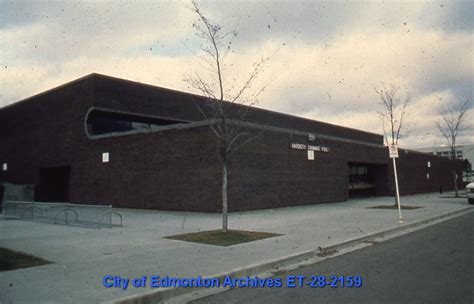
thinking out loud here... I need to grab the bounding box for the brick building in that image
[0,74,463,211]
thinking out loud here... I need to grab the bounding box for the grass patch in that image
[0,247,51,272]
[366,205,422,210]
[165,229,281,247]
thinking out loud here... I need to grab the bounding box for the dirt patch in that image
[0,247,51,272]
[317,248,338,257]
[366,205,422,210]
[165,229,281,247]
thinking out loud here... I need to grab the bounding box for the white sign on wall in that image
[389,144,399,158]
[102,152,109,163]
[290,143,307,150]
[2,163,7,171]
[307,150,314,160]
[308,145,330,153]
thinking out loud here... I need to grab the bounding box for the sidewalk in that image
[0,192,472,303]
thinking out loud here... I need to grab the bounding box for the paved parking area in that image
[0,192,472,303]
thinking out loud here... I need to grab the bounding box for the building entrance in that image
[36,166,71,202]
[348,162,388,197]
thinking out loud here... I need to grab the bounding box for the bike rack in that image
[3,201,123,229]
[98,211,123,229]
[20,205,43,219]
[54,208,79,224]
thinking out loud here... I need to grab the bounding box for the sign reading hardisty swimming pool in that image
[290,143,307,150]
[289,143,330,152]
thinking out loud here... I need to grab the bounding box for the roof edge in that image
[1,73,383,141]
[90,73,384,140]
[0,73,99,111]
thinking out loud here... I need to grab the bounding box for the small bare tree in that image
[186,1,274,232]
[376,84,412,209]
[436,99,471,197]
[375,84,412,146]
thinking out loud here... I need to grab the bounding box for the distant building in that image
[414,144,474,182]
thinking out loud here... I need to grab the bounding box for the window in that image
[86,109,188,136]
[349,164,369,184]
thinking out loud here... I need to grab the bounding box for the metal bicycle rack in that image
[98,211,123,229]
[20,205,44,219]
[2,201,123,229]
[54,208,79,224]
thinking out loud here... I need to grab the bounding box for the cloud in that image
[0,1,194,63]
[1,0,473,148]
[257,26,472,108]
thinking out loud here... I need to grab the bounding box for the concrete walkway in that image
[0,192,472,303]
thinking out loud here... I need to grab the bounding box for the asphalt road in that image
[192,212,474,304]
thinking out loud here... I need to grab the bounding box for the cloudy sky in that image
[1,0,473,148]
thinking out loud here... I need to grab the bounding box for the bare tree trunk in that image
[222,161,228,232]
[453,169,458,197]
[189,1,271,233]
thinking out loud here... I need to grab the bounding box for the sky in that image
[1,0,473,148]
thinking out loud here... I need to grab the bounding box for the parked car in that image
[466,182,474,205]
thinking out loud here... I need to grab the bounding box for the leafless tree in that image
[186,1,275,232]
[436,98,471,197]
[375,84,412,146]
[375,84,411,208]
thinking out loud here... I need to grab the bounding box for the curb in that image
[317,206,473,255]
[109,206,474,304]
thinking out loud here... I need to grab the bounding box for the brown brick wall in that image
[389,149,463,195]
[0,74,464,212]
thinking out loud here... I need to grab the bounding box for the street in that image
[192,212,474,304]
